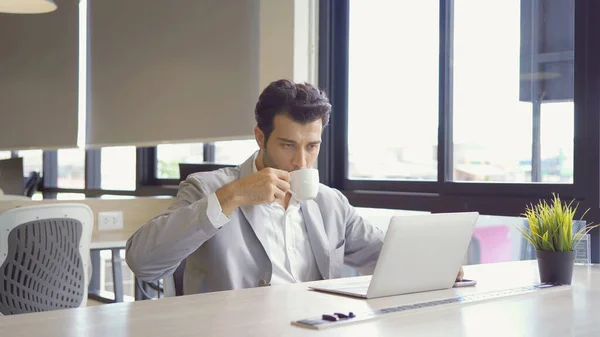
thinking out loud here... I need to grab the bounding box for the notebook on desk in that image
[310,212,479,299]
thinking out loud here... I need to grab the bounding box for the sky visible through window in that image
[348,0,573,183]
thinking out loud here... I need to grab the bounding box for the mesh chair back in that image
[0,219,85,315]
[0,204,92,315]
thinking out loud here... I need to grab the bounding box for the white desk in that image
[88,231,131,303]
[1,261,600,336]
[88,231,157,302]
[90,231,130,249]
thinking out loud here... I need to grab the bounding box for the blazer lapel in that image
[239,205,271,261]
[301,200,331,279]
[237,153,271,260]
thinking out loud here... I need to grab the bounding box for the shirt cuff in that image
[206,192,231,229]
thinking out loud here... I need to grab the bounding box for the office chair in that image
[162,259,186,297]
[0,195,31,201]
[136,162,234,298]
[0,204,93,315]
[134,259,185,299]
[465,237,481,265]
[178,163,235,182]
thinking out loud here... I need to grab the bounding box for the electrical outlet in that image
[97,211,124,231]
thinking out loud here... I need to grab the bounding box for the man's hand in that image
[455,266,464,281]
[215,168,291,215]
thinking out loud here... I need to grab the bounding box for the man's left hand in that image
[456,266,464,281]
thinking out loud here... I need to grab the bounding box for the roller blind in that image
[0,0,79,150]
[86,0,260,148]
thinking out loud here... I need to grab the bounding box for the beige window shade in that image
[86,0,260,148]
[0,1,79,151]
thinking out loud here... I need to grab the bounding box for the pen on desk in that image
[322,314,337,321]
[321,312,356,321]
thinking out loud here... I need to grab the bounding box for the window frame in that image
[139,143,216,186]
[41,148,173,199]
[318,0,600,262]
[41,142,229,199]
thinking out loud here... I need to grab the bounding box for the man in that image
[126,79,463,295]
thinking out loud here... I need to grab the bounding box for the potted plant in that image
[517,194,598,285]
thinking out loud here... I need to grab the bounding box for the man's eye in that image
[283,143,294,148]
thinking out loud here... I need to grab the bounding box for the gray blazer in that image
[126,155,384,295]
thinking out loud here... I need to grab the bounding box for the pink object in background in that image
[471,226,512,264]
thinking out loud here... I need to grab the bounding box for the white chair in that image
[0,194,31,200]
[0,203,93,315]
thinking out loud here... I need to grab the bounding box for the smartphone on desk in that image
[453,279,477,287]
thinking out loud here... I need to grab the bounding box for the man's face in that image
[255,114,322,172]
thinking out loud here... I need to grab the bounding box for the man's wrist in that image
[216,183,241,215]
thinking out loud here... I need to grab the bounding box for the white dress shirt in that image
[205,152,321,285]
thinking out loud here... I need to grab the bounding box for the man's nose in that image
[291,149,307,169]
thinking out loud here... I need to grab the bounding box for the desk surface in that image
[90,231,131,249]
[1,261,599,336]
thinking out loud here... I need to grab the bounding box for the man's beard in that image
[261,147,284,171]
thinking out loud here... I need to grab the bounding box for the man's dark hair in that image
[255,79,331,142]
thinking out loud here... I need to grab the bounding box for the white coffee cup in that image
[289,168,319,201]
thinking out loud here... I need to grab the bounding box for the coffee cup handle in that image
[288,177,296,198]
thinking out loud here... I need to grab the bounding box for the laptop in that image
[0,158,24,195]
[309,212,479,299]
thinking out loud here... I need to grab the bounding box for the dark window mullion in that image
[439,0,454,192]
[347,179,575,198]
[137,147,157,186]
[573,0,600,203]
[574,0,600,263]
[317,0,335,188]
[42,151,58,199]
[85,149,101,191]
[318,0,349,190]
[529,0,543,182]
[204,143,215,162]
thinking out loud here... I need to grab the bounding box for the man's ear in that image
[254,126,265,149]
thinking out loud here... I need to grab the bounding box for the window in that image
[333,0,577,191]
[150,140,257,183]
[17,150,43,177]
[320,0,592,197]
[539,103,573,182]
[214,139,258,164]
[156,143,204,179]
[41,147,139,198]
[101,146,136,190]
[452,0,573,183]
[347,0,439,180]
[100,195,136,199]
[0,152,11,160]
[56,193,86,200]
[57,149,85,189]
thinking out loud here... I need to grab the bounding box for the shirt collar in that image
[252,150,259,173]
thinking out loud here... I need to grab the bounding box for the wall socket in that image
[98,211,124,231]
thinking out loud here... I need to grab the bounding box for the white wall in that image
[259,0,318,92]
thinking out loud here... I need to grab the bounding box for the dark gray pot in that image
[536,250,575,285]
